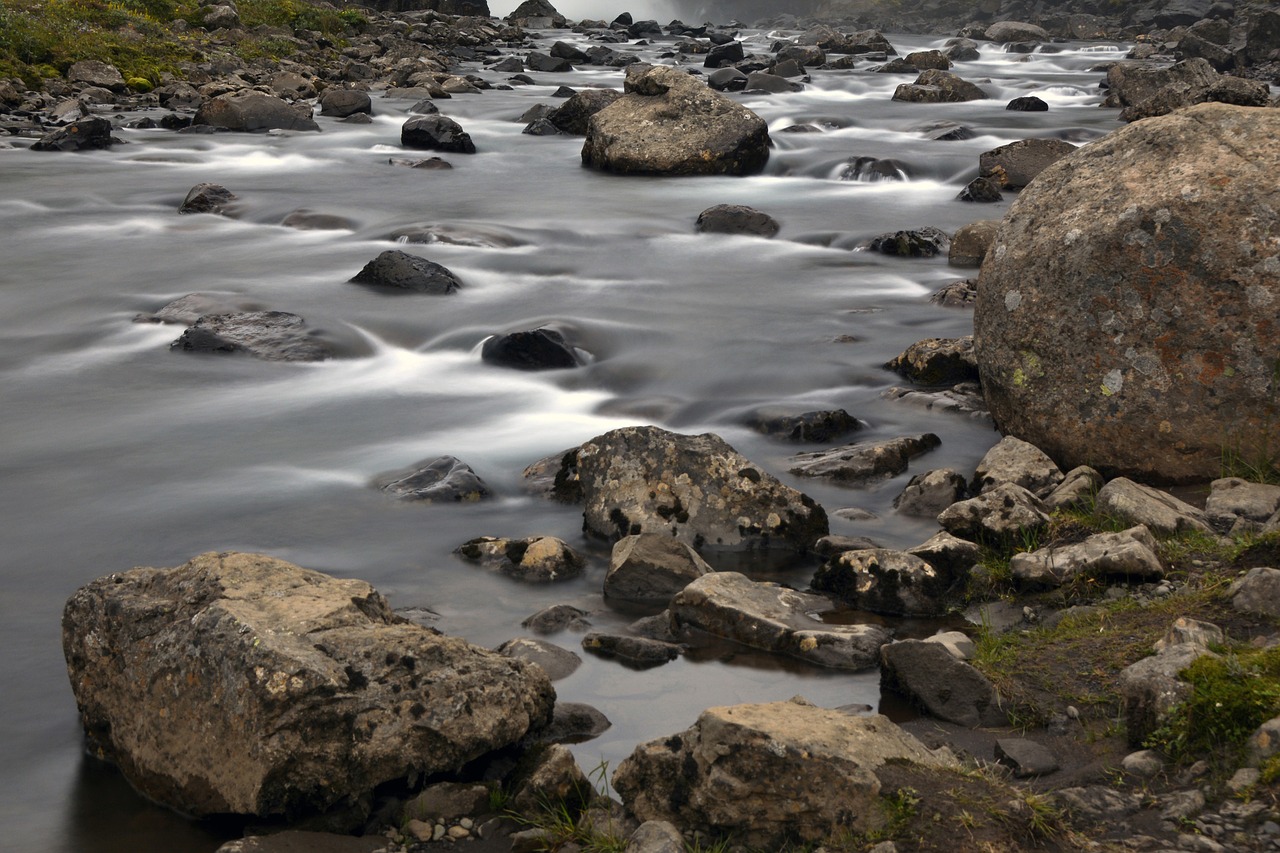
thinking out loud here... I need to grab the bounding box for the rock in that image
[1229,568,1280,618]
[1244,9,1280,66]
[975,103,1280,483]
[1154,617,1224,652]
[778,44,825,66]
[1006,95,1048,111]
[893,469,968,518]
[839,156,910,182]
[979,138,1076,190]
[671,572,890,670]
[744,71,803,94]
[1094,478,1212,536]
[924,630,976,660]
[694,204,780,237]
[948,220,999,267]
[200,2,240,29]
[193,91,319,132]
[522,117,560,135]
[533,702,611,745]
[972,436,1064,497]
[893,69,987,102]
[867,226,950,257]
[995,738,1059,777]
[31,116,117,151]
[522,604,591,634]
[408,99,440,115]
[985,21,1049,43]
[179,182,238,216]
[550,40,589,63]
[1249,716,1280,766]
[815,535,884,558]
[788,434,941,484]
[403,781,490,824]
[1042,466,1104,511]
[572,426,828,552]
[1010,526,1163,588]
[907,530,982,578]
[68,59,126,92]
[170,311,335,361]
[706,67,749,92]
[937,483,1051,542]
[904,49,951,69]
[526,52,573,73]
[1104,58,1217,109]
[704,40,745,68]
[885,337,977,385]
[348,250,462,294]
[135,293,265,325]
[214,831,385,853]
[930,278,978,307]
[547,88,622,134]
[882,382,989,420]
[812,549,953,616]
[374,456,491,503]
[1119,641,1215,746]
[1206,478,1280,525]
[509,744,589,816]
[401,115,475,153]
[956,175,1003,203]
[605,533,712,604]
[389,156,453,169]
[281,210,354,230]
[745,408,862,443]
[612,700,954,849]
[1121,749,1165,778]
[581,65,770,176]
[1120,69,1270,122]
[1051,786,1142,820]
[62,553,553,819]
[581,633,682,669]
[457,536,584,583]
[625,820,684,853]
[318,89,372,117]
[880,640,1006,727]
[481,328,583,370]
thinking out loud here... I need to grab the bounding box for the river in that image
[0,21,1126,851]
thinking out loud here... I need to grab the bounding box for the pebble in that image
[447,825,470,840]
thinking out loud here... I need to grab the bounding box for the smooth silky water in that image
[0,25,1125,851]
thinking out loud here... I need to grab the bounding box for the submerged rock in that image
[788,434,941,484]
[694,204,780,237]
[456,535,584,582]
[604,533,712,604]
[481,328,584,370]
[179,182,238,216]
[374,456,491,503]
[169,311,336,361]
[348,250,462,294]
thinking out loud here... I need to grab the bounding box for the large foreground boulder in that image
[612,699,954,849]
[974,103,1280,483]
[61,552,554,819]
[581,65,770,176]
[570,426,828,552]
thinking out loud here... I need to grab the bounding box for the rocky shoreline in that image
[11,0,1280,851]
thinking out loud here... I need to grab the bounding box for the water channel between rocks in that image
[0,25,1130,852]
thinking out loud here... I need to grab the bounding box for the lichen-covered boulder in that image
[581,65,770,176]
[974,103,1280,483]
[61,553,555,819]
[570,426,828,552]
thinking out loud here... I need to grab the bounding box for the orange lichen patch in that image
[1197,351,1225,384]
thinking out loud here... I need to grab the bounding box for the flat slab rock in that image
[788,433,941,484]
[61,552,554,819]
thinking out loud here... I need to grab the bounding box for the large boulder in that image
[547,88,622,135]
[570,426,828,552]
[612,699,953,849]
[193,91,320,132]
[974,103,1280,484]
[581,65,770,176]
[61,553,554,819]
[31,116,118,151]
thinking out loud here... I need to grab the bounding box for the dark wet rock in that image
[788,434,941,484]
[31,116,118,151]
[893,468,968,518]
[995,739,1059,777]
[948,220,999,266]
[1006,95,1048,111]
[388,155,453,169]
[348,249,462,295]
[930,278,977,307]
[457,536,585,583]
[481,328,583,371]
[882,382,989,421]
[957,175,1004,203]
[694,204,780,237]
[744,71,803,93]
[839,156,909,181]
[523,117,561,135]
[944,41,981,61]
[193,91,319,132]
[777,43,825,66]
[881,640,1007,727]
[581,65,770,177]
[318,88,372,117]
[867,226,949,257]
[903,49,951,69]
[885,337,977,386]
[1094,478,1212,536]
[813,548,954,617]
[604,533,712,605]
[893,69,987,103]
[985,21,1049,43]
[672,572,890,670]
[533,702,612,745]
[401,115,475,153]
[974,103,1280,483]
[135,293,265,326]
[613,699,953,850]
[937,483,1051,542]
[374,456,492,503]
[907,530,981,578]
[797,25,896,56]
[921,121,975,141]
[179,182,238,216]
[522,604,591,634]
[704,40,744,68]
[581,633,681,669]
[546,88,621,135]
[496,637,581,680]
[170,311,336,361]
[408,98,440,115]
[706,67,749,91]
[62,552,554,819]
[550,40,589,63]
[491,55,524,73]
[1012,526,1163,588]
[972,436,1064,497]
[745,408,862,443]
[979,138,1076,190]
[526,52,572,73]
[571,426,828,552]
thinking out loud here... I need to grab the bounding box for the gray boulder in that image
[573,426,828,552]
[68,59,127,92]
[1120,70,1270,122]
[1104,58,1219,108]
[671,572,890,670]
[973,104,1280,483]
[612,699,953,849]
[375,455,491,503]
[581,65,770,176]
[547,88,622,135]
[604,533,712,604]
[193,91,320,132]
[907,530,982,578]
[170,311,336,361]
[456,535,584,582]
[179,182,238,216]
[625,821,684,853]
[995,738,1059,777]
[892,69,987,102]
[695,204,780,237]
[62,553,554,819]
[788,434,941,484]
[1094,478,1212,536]
[972,435,1064,497]
[893,468,967,518]
[319,89,372,117]
[348,250,462,294]
[1206,478,1280,526]
[881,640,1007,727]
[1228,568,1280,618]
[1010,526,1163,587]
[401,115,476,153]
[985,21,1049,43]
[979,138,1076,190]
[496,637,581,680]
[937,482,1051,541]
[31,116,117,151]
[812,549,952,616]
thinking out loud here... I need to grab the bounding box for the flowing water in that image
[0,26,1127,851]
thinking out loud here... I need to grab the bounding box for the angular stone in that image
[979,138,1077,190]
[31,116,117,151]
[604,533,712,604]
[812,550,953,617]
[626,820,684,853]
[193,91,319,132]
[1011,526,1163,588]
[671,572,889,670]
[788,434,941,484]
[179,182,238,216]
[1207,478,1280,525]
[892,69,987,103]
[972,436,1064,497]
[215,831,385,853]
[1229,568,1280,618]
[885,338,977,386]
[868,226,949,257]
[348,250,462,294]
[319,88,372,117]
[533,702,612,745]
[456,536,584,582]
[949,220,999,267]
[1118,642,1215,746]
[893,468,968,518]
[1094,478,1212,536]
[547,88,622,135]
[880,640,1007,727]
[995,738,1059,777]
[522,604,591,634]
[509,744,589,815]
[1042,466,1104,512]
[745,408,862,443]
[496,638,580,681]
[1153,617,1224,653]
[695,204,780,237]
[581,633,682,669]
[401,115,476,153]
[170,311,335,362]
[375,456,491,503]
[907,530,982,578]
[937,483,1051,541]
